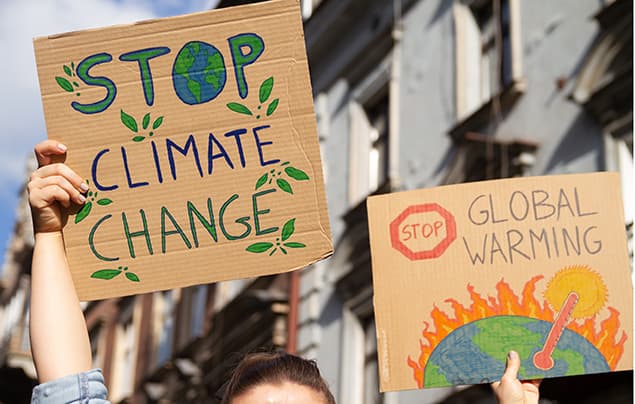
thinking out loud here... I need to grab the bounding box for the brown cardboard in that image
[367,173,633,391]
[33,0,332,301]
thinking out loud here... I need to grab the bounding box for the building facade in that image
[0,0,631,403]
[295,0,632,403]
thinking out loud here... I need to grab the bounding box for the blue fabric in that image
[31,369,110,403]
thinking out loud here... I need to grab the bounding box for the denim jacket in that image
[31,369,109,403]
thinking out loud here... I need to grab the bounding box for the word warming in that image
[367,173,632,392]
[34,0,332,300]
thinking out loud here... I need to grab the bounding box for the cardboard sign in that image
[367,173,633,392]
[33,0,332,301]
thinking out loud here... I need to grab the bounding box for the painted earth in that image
[423,315,610,387]
[172,41,226,105]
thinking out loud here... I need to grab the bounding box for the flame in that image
[407,276,627,388]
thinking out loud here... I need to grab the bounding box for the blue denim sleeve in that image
[31,368,110,403]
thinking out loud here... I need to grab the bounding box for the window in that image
[366,96,390,193]
[349,87,391,205]
[89,323,104,371]
[442,132,537,184]
[454,0,521,119]
[110,301,137,402]
[604,121,633,263]
[156,290,175,366]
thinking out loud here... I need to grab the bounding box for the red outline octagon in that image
[389,203,456,260]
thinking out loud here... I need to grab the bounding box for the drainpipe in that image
[286,270,299,353]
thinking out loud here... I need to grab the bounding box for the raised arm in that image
[28,140,93,382]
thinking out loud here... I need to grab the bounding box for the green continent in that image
[473,317,544,379]
[424,363,449,386]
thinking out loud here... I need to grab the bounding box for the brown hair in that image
[221,351,336,404]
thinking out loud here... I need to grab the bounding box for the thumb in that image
[503,350,521,380]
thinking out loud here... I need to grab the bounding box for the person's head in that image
[221,351,336,404]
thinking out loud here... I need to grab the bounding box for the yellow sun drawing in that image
[544,265,608,319]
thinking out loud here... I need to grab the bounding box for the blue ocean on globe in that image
[423,315,609,387]
[172,41,227,105]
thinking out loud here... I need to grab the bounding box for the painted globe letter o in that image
[172,41,227,105]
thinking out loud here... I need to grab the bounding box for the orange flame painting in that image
[407,265,628,388]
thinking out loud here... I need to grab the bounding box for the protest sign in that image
[33,0,332,301]
[367,172,632,391]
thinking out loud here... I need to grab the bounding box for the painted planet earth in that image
[172,41,227,105]
[423,315,609,387]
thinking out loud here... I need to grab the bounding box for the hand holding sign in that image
[29,141,88,233]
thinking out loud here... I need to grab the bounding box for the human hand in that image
[491,351,541,404]
[28,140,88,234]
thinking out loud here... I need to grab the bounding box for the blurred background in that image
[0,0,632,402]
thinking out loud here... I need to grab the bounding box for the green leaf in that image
[73,81,79,88]
[120,110,138,132]
[74,201,92,224]
[63,65,72,77]
[255,173,268,190]
[285,166,310,181]
[246,242,274,253]
[152,116,163,129]
[55,76,74,92]
[132,136,145,142]
[267,98,279,116]
[142,113,151,129]
[281,218,296,241]
[71,61,75,71]
[259,76,274,103]
[91,269,121,280]
[97,198,112,206]
[125,272,140,282]
[280,246,288,255]
[277,178,293,194]
[284,242,306,248]
[227,102,253,116]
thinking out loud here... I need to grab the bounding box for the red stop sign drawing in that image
[389,203,456,260]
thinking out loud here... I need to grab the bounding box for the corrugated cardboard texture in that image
[33,0,332,301]
[367,173,633,391]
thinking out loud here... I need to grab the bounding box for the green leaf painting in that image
[284,242,305,248]
[97,198,112,206]
[120,110,138,132]
[152,116,164,129]
[63,65,72,77]
[75,201,92,224]
[132,136,145,142]
[281,218,295,241]
[142,113,151,130]
[246,242,274,253]
[91,269,121,280]
[285,167,309,181]
[125,272,140,282]
[267,98,279,116]
[227,102,253,116]
[276,178,293,194]
[55,77,74,92]
[259,76,274,103]
[255,173,268,190]
[247,218,305,257]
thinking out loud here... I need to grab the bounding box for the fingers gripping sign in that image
[29,141,89,233]
[491,351,542,404]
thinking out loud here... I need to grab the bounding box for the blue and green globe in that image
[423,315,609,387]
[172,41,227,105]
